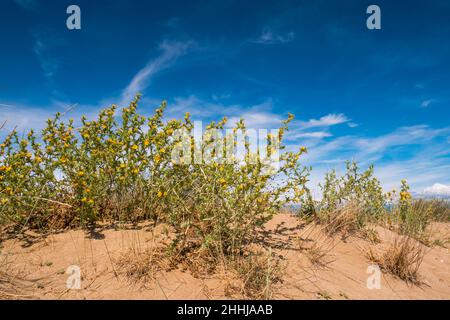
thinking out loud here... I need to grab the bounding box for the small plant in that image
[233,250,282,300]
[116,247,170,287]
[300,162,386,235]
[305,242,331,268]
[393,180,432,242]
[367,236,425,285]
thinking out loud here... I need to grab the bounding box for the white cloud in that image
[354,125,446,155]
[228,111,282,128]
[0,103,60,134]
[423,183,450,196]
[226,100,283,128]
[289,131,332,139]
[299,113,349,129]
[421,99,433,108]
[254,28,295,44]
[166,96,284,128]
[121,40,192,106]
[0,101,104,137]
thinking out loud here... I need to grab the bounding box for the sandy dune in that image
[1,213,449,300]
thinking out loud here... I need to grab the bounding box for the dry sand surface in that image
[1,213,449,300]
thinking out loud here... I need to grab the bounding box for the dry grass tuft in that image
[115,246,171,287]
[323,204,361,238]
[231,250,282,300]
[366,236,426,285]
[359,227,381,244]
[297,222,336,268]
[305,243,331,268]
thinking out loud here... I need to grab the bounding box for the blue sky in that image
[1,0,450,196]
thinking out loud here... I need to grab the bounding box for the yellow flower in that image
[219,178,226,185]
[144,139,150,147]
[83,133,90,139]
[159,148,166,154]
[166,128,174,135]
[300,146,307,153]
[154,154,161,163]
[132,145,138,151]
[88,199,94,204]
[1,198,8,205]
[77,171,85,177]
[400,191,411,201]
[157,191,163,198]
[133,168,139,174]
[0,166,12,172]
[120,163,126,169]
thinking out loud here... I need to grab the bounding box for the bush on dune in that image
[299,162,386,235]
[0,96,309,259]
[1,96,447,293]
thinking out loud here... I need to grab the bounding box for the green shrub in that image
[301,161,386,231]
[0,96,309,259]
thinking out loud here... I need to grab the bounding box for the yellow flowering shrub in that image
[0,95,309,258]
[300,161,386,229]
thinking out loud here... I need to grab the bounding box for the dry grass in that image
[323,203,361,238]
[115,246,171,288]
[231,250,282,300]
[305,243,330,268]
[297,222,337,268]
[359,227,381,244]
[0,255,37,299]
[417,199,450,222]
[366,236,426,285]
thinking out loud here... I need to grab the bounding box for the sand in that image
[0,213,449,300]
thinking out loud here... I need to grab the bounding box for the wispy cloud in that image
[299,113,349,129]
[421,99,434,108]
[354,125,447,155]
[120,40,192,106]
[290,131,332,139]
[14,0,38,11]
[33,38,59,80]
[167,95,283,128]
[0,101,100,136]
[0,103,59,134]
[254,28,295,45]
